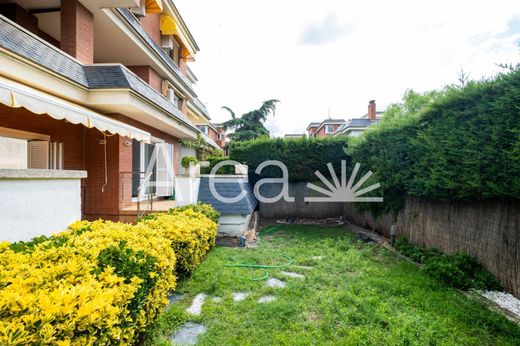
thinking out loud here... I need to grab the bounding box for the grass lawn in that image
[145,225,520,345]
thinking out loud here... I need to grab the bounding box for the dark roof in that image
[0,16,195,131]
[307,122,321,127]
[336,118,376,134]
[197,177,257,215]
[0,16,88,87]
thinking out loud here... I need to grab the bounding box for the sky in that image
[175,0,520,136]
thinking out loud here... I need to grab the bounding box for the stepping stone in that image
[266,278,287,288]
[280,271,305,279]
[232,292,249,302]
[258,295,276,303]
[212,297,222,303]
[165,294,184,310]
[170,322,207,345]
[311,256,324,260]
[186,293,206,316]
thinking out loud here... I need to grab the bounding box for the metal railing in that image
[120,171,155,220]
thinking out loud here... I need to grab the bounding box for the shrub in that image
[200,156,235,175]
[0,220,176,345]
[170,202,221,224]
[181,156,197,168]
[395,237,442,264]
[395,238,502,291]
[139,208,218,274]
[0,207,218,345]
[348,69,520,214]
[424,253,502,291]
[229,136,350,183]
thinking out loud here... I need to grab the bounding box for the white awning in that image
[0,76,151,143]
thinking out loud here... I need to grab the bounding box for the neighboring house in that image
[212,123,228,150]
[335,100,383,137]
[306,119,346,138]
[0,0,213,240]
[283,134,305,139]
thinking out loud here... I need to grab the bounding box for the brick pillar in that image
[61,0,94,64]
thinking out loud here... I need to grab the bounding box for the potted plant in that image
[181,156,199,178]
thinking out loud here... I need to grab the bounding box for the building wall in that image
[208,126,218,142]
[140,13,161,47]
[61,0,94,64]
[127,65,163,94]
[0,177,83,241]
[0,104,85,170]
[0,137,27,168]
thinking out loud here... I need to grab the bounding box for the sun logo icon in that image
[304,161,383,202]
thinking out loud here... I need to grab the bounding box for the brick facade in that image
[140,13,161,47]
[127,65,163,94]
[61,0,94,64]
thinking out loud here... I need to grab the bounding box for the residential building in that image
[306,119,346,138]
[335,100,383,137]
[0,0,214,239]
[212,123,228,150]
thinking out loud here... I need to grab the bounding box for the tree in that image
[180,133,219,161]
[221,100,279,141]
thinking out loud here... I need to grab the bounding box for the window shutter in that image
[28,141,49,169]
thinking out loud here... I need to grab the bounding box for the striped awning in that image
[0,76,151,143]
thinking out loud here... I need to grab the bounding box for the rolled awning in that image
[160,15,195,60]
[145,0,163,14]
[0,77,151,143]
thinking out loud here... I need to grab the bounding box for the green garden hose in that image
[224,254,293,281]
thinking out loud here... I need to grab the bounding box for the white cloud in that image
[176,0,520,135]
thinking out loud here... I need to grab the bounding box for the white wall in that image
[0,137,27,169]
[218,214,252,237]
[0,178,82,242]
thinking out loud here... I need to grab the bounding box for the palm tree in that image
[180,133,215,160]
[222,99,279,141]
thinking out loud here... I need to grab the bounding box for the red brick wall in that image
[140,13,161,46]
[127,65,163,94]
[208,127,218,142]
[61,0,94,64]
[0,104,85,170]
[215,128,226,148]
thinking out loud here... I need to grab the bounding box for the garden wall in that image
[343,197,520,298]
[258,182,343,219]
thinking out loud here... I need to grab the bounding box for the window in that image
[217,133,222,140]
[197,126,209,135]
[0,128,62,170]
[325,125,335,134]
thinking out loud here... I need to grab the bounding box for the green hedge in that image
[229,136,350,182]
[348,68,520,214]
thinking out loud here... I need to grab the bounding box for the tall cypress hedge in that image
[229,136,350,183]
[349,68,520,214]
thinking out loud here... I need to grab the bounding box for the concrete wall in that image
[259,182,343,219]
[0,170,86,242]
[343,197,520,298]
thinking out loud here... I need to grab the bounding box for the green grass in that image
[144,225,520,345]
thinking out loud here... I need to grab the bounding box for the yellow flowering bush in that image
[0,204,218,345]
[139,208,218,274]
